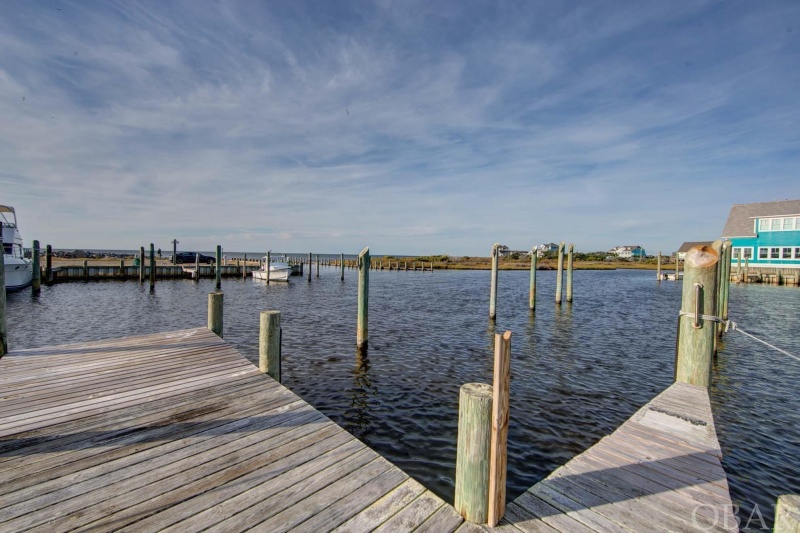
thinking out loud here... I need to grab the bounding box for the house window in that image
[783,248,793,259]
[732,247,753,260]
[770,247,780,259]
[759,219,769,231]
[795,247,800,259]
[784,218,795,230]
[759,247,768,259]
[771,219,782,230]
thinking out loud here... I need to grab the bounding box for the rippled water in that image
[5,267,798,527]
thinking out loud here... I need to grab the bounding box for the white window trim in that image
[731,247,754,260]
[757,216,800,232]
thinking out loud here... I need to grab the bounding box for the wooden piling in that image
[266,251,271,284]
[0,230,6,356]
[139,246,145,284]
[32,240,40,294]
[675,255,680,279]
[720,244,731,328]
[657,251,662,281]
[149,244,155,292]
[215,245,222,290]
[340,253,344,281]
[45,244,52,286]
[207,292,223,338]
[83,259,89,280]
[357,246,370,348]
[172,239,178,265]
[316,254,320,278]
[675,245,718,389]
[736,249,742,282]
[454,382,493,524]
[566,243,574,303]
[489,243,499,320]
[555,241,565,304]
[195,253,200,282]
[243,253,247,279]
[774,495,800,533]
[119,259,124,279]
[488,331,511,527]
[308,252,312,282]
[259,310,281,382]
[529,249,537,311]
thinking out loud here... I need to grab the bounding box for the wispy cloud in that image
[1,0,798,254]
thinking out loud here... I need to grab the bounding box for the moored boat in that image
[1,205,33,291]
[252,256,292,282]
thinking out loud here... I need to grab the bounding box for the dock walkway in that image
[495,382,735,532]
[0,328,464,532]
[0,328,733,532]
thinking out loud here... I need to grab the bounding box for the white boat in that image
[1,205,33,291]
[252,256,292,282]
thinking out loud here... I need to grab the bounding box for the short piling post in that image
[215,245,222,290]
[454,382,493,524]
[243,253,247,279]
[675,255,680,279]
[119,259,125,279]
[357,246,370,348]
[308,252,312,282]
[774,495,800,533]
[259,310,281,382]
[488,331,512,527]
[32,240,41,294]
[172,239,178,265]
[566,243,574,303]
[555,241,565,304]
[149,244,155,291]
[529,248,537,311]
[316,254,320,278]
[657,252,662,281]
[195,253,200,282]
[139,246,145,284]
[675,245,719,388]
[208,291,223,338]
[83,259,89,280]
[45,244,52,285]
[0,231,6,356]
[266,251,271,284]
[489,243,499,320]
[340,253,344,281]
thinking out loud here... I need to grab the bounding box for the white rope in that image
[728,322,800,364]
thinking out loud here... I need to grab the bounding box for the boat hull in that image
[252,268,291,282]
[3,257,33,291]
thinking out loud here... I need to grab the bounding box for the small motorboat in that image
[1,205,33,291]
[252,256,291,282]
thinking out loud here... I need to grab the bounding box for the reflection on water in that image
[343,346,378,439]
[5,268,799,527]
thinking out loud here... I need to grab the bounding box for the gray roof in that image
[721,199,800,238]
[677,241,713,253]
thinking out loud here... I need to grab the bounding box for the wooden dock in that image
[494,382,735,532]
[0,328,734,532]
[0,328,464,532]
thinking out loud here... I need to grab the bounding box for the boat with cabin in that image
[1,205,33,291]
[252,256,292,282]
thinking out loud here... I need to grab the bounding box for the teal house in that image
[721,199,800,269]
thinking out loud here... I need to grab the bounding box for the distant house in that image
[721,199,800,268]
[534,243,559,258]
[610,245,646,259]
[676,242,713,260]
[493,244,512,257]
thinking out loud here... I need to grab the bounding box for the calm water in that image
[5,268,799,528]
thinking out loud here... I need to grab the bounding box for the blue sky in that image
[1,1,798,255]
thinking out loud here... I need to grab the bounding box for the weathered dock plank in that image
[0,328,459,532]
[494,382,735,533]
